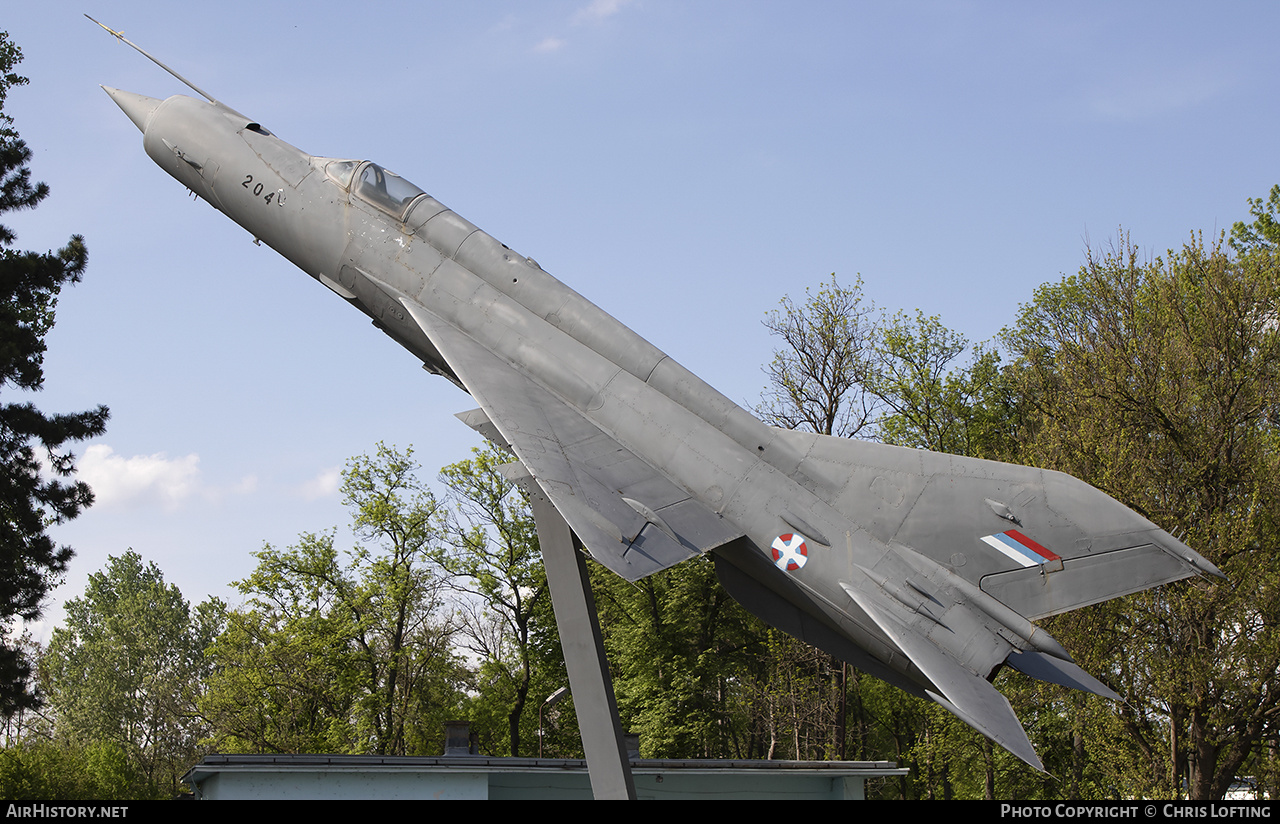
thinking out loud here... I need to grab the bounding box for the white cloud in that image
[231,475,260,496]
[532,0,632,55]
[534,36,567,54]
[79,445,202,509]
[298,467,341,501]
[572,0,633,25]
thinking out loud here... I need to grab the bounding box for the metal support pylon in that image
[512,466,636,800]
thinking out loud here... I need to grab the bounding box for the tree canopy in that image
[201,445,465,756]
[755,274,880,438]
[38,551,223,798]
[436,444,555,757]
[0,31,108,715]
[1001,233,1280,799]
[754,196,1280,799]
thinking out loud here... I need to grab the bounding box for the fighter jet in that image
[96,21,1222,773]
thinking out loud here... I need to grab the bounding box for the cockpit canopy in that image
[323,158,425,220]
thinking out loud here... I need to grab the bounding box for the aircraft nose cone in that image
[102,87,162,134]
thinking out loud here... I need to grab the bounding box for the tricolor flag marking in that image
[980,529,1061,568]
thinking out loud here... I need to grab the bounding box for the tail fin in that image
[757,428,1223,770]
[771,428,1221,620]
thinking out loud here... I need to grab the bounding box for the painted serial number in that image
[242,174,286,207]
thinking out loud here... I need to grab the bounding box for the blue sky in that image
[5,1,1280,639]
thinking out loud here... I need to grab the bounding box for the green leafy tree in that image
[746,629,849,761]
[1002,231,1280,799]
[0,739,141,801]
[0,32,108,714]
[871,311,1014,459]
[38,551,223,798]
[342,444,462,754]
[199,532,367,754]
[593,556,766,759]
[202,445,466,755]
[437,444,557,757]
[1231,184,1280,254]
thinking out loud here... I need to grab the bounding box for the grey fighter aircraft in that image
[96,21,1222,774]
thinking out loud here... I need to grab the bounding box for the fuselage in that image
[116,88,948,694]
[122,82,1235,758]
[112,79,1235,771]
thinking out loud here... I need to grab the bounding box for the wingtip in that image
[927,689,1046,773]
[1193,556,1228,581]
